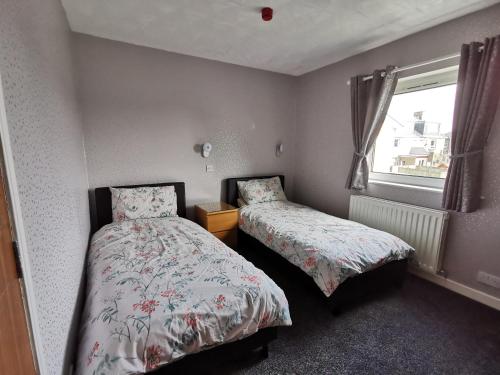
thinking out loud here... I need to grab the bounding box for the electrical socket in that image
[477,271,500,289]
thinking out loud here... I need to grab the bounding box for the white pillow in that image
[110,186,177,222]
[237,177,286,205]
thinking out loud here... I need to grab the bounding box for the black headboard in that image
[225,175,285,207]
[89,182,186,234]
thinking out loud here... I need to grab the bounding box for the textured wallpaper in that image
[74,34,297,212]
[294,4,500,299]
[0,1,90,374]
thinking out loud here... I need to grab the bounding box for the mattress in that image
[77,217,291,374]
[239,201,414,297]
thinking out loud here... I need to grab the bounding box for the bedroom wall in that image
[294,4,500,299]
[0,1,90,374]
[74,34,297,213]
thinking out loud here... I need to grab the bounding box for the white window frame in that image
[368,65,458,193]
[369,171,445,192]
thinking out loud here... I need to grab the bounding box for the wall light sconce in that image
[276,143,284,157]
[202,142,212,158]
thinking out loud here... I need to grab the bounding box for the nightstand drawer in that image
[195,202,239,248]
[206,211,239,232]
[213,229,237,248]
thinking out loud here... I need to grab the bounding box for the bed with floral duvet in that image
[238,200,414,297]
[76,216,291,375]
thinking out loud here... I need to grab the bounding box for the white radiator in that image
[348,195,449,274]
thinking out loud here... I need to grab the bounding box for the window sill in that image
[368,179,443,193]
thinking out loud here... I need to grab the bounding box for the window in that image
[370,66,458,190]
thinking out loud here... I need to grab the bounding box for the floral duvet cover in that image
[239,201,414,297]
[77,217,291,375]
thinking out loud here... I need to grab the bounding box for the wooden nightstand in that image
[195,202,239,248]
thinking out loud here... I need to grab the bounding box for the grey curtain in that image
[346,66,399,190]
[442,35,500,212]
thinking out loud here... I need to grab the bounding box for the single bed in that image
[225,175,414,312]
[77,182,291,375]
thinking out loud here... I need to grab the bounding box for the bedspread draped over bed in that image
[239,201,414,297]
[76,217,291,375]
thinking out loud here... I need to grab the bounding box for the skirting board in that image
[410,268,500,311]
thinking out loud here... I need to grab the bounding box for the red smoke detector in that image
[261,7,273,21]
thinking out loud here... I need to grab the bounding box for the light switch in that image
[206,164,215,173]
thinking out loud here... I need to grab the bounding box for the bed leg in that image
[393,273,407,289]
[261,345,269,359]
[331,305,342,316]
[394,279,404,289]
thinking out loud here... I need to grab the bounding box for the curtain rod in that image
[346,46,484,85]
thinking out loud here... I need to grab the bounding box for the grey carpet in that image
[217,247,500,375]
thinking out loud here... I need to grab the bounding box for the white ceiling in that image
[61,0,499,76]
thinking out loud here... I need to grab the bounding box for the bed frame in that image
[87,181,277,372]
[225,175,408,313]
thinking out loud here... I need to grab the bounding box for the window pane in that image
[372,84,456,179]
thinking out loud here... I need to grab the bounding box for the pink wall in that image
[74,34,297,215]
[294,4,500,299]
[0,0,90,373]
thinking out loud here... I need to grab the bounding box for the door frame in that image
[0,74,46,373]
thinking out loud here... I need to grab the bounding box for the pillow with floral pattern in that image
[110,186,177,222]
[237,177,286,205]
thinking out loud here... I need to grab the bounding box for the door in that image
[0,162,36,374]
